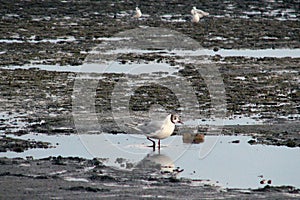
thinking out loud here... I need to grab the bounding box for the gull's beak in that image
[178,120,184,124]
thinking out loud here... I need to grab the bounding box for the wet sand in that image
[0,0,300,199]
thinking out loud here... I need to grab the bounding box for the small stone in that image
[231,140,240,144]
[260,179,266,184]
[248,139,256,145]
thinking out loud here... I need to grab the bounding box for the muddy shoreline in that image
[1,0,300,199]
[0,156,300,199]
[1,0,300,66]
[1,55,299,149]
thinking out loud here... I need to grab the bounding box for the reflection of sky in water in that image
[2,62,178,74]
[3,48,300,73]
[104,48,300,58]
[185,115,263,126]
[1,133,300,189]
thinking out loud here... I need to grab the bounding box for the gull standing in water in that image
[133,7,142,19]
[191,6,209,23]
[132,114,183,150]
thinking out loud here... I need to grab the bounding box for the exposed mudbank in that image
[1,156,300,199]
[0,0,299,199]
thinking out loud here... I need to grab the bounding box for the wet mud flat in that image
[0,57,299,198]
[1,0,300,198]
[1,157,300,199]
[1,56,299,148]
[0,0,300,66]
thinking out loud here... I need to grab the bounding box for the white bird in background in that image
[191,6,209,23]
[133,7,142,18]
[192,12,201,23]
[133,114,183,150]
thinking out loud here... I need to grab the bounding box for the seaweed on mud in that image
[89,174,117,182]
[66,186,110,192]
[253,185,300,194]
[0,136,51,153]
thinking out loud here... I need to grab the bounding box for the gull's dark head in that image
[170,114,183,124]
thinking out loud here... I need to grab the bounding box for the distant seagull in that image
[131,114,183,150]
[192,12,201,23]
[133,7,142,18]
[191,6,209,22]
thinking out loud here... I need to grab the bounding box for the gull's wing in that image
[137,120,164,135]
[195,9,209,16]
[124,120,163,135]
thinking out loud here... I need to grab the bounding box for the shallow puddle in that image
[101,48,300,58]
[3,47,300,74]
[184,115,263,126]
[3,61,179,74]
[1,133,299,189]
[210,48,300,58]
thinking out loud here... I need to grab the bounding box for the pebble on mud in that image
[231,140,240,144]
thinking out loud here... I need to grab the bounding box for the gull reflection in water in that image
[136,153,184,177]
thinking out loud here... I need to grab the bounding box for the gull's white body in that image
[192,13,201,23]
[132,114,182,149]
[133,7,142,18]
[191,6,209,22]
[140,114,176,140]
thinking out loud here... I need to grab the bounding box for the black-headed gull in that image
[191,6,209,23]
[135,114,183,149]
[133,7,142,18]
